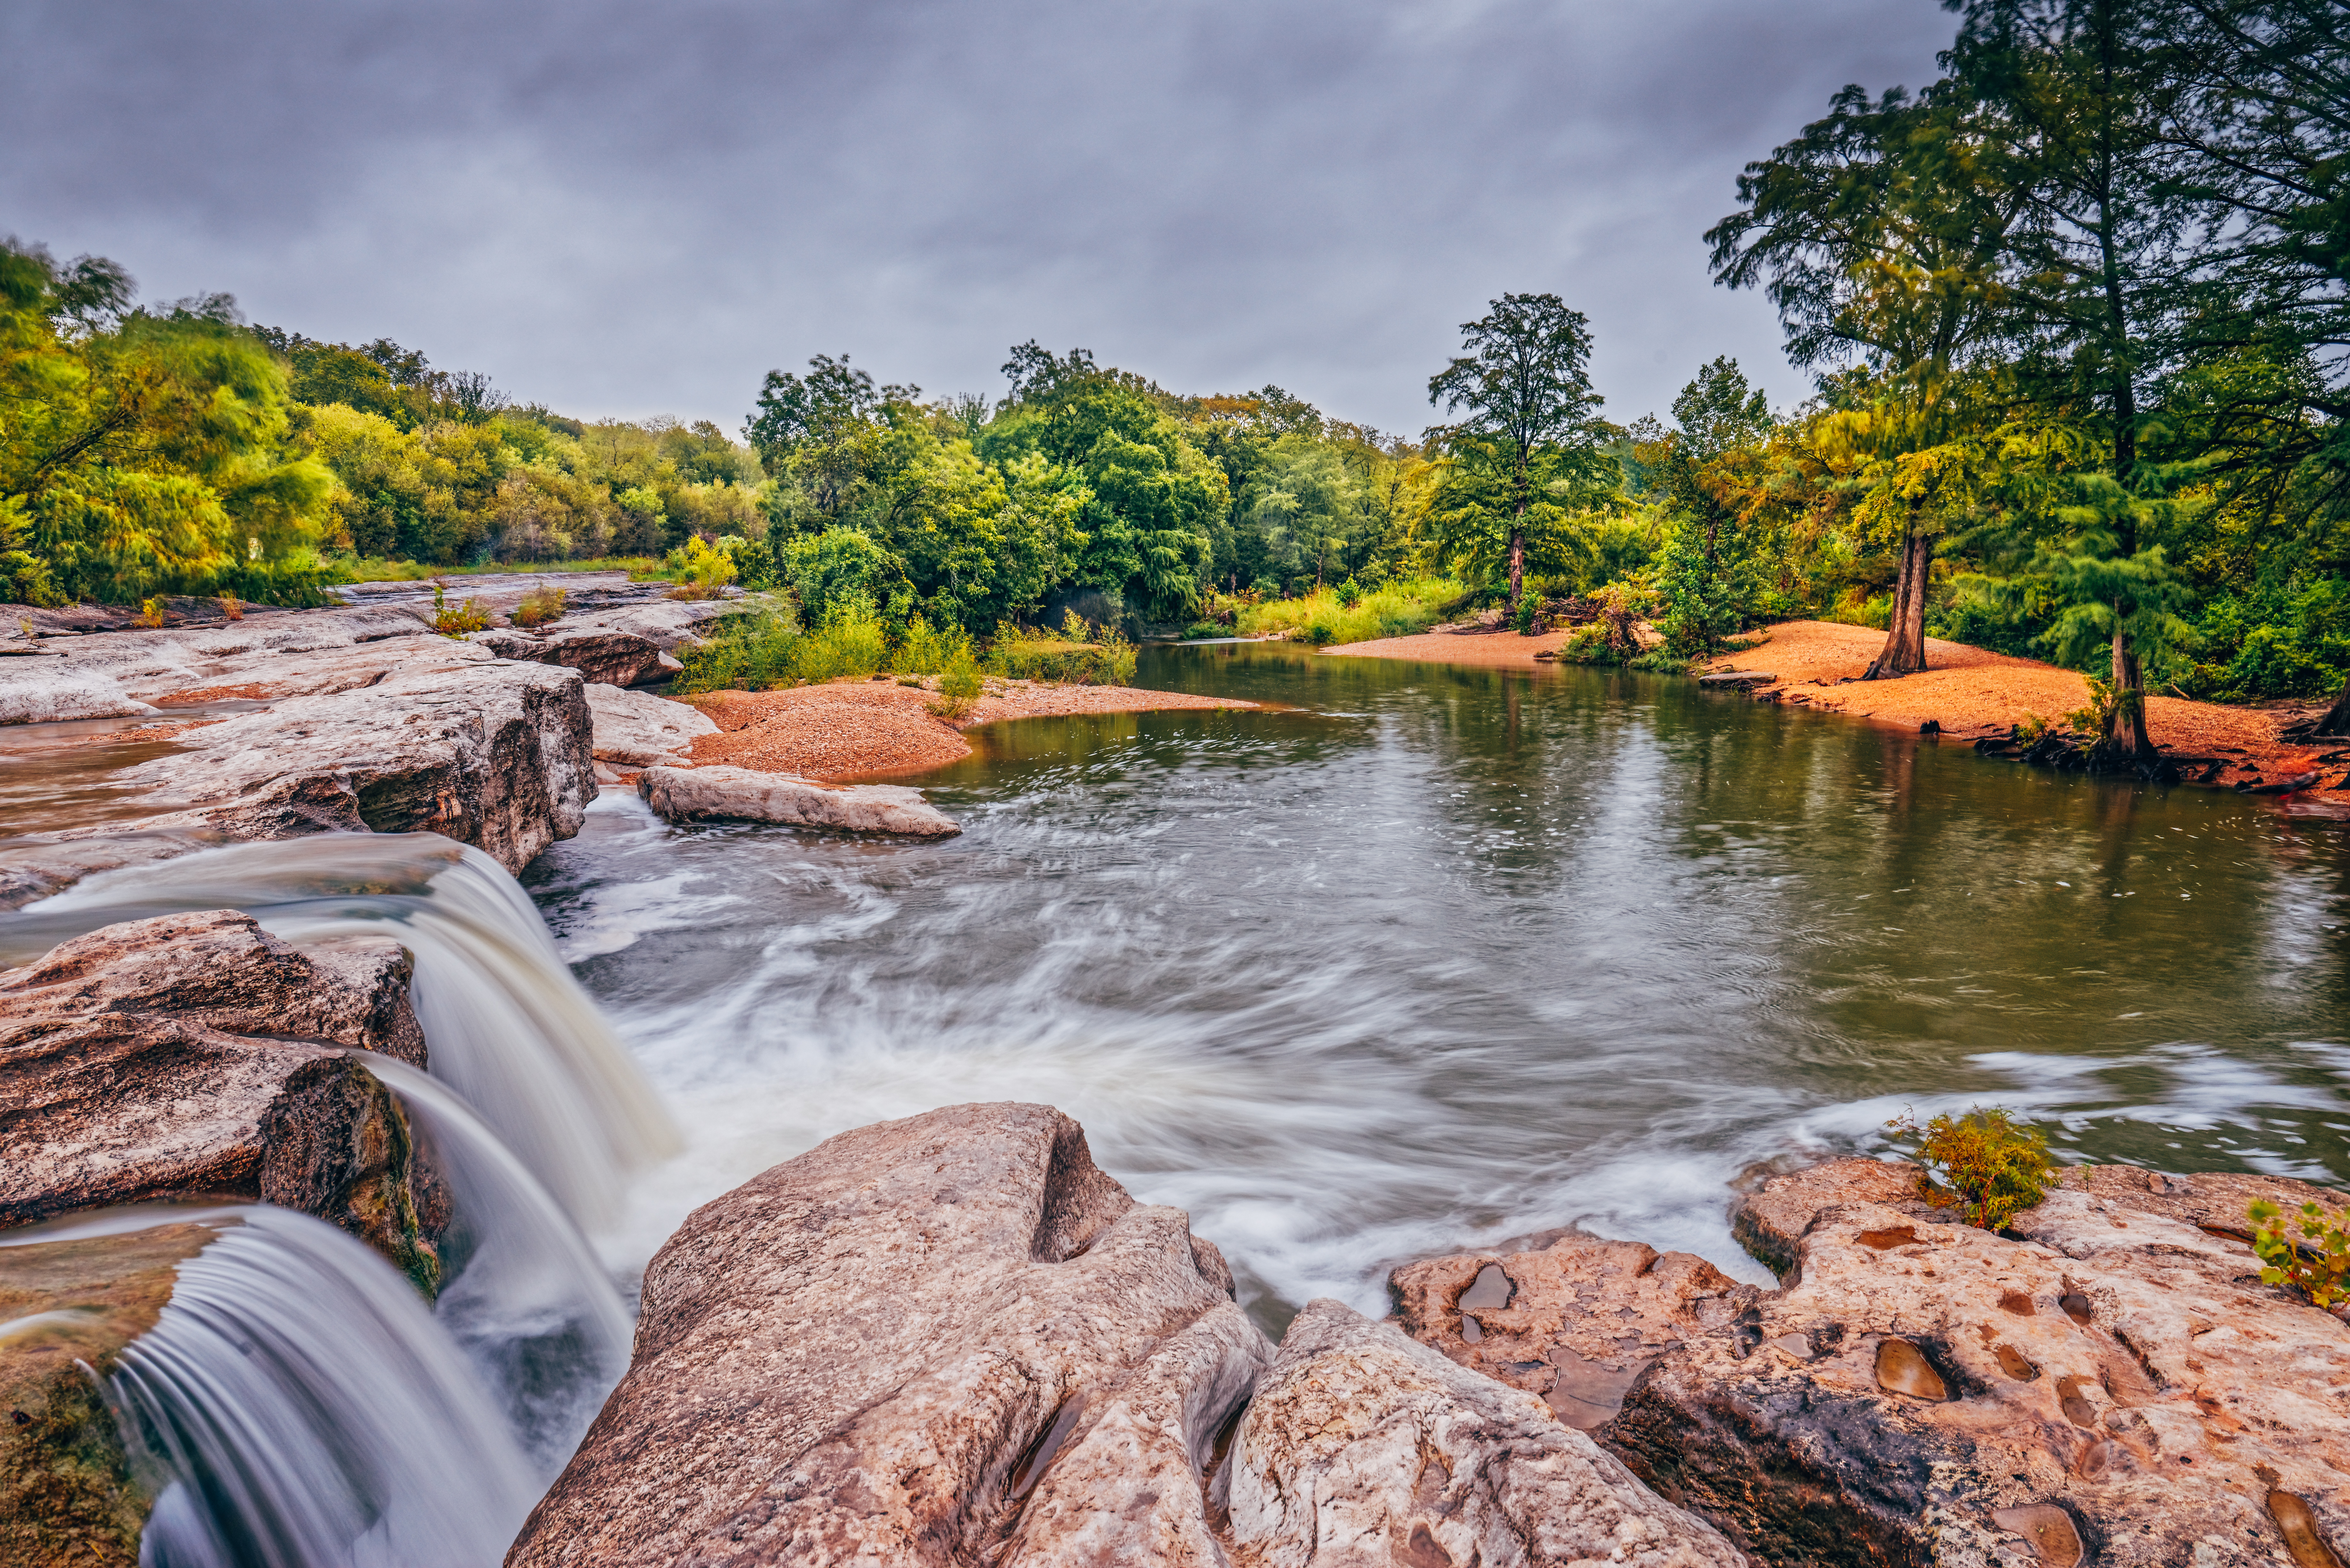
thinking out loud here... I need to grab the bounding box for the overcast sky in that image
[3,0,1954,435]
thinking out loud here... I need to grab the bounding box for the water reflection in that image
[526,645,2348,1319]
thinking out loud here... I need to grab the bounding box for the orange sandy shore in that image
[675,678,1256,781]
[1328,619,2350,810]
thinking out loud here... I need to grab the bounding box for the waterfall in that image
[101,1207,540,1568]
[353,1055,633,1464]
[10,832,681,1233]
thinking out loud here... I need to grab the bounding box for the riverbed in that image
[527,642,2350,1328]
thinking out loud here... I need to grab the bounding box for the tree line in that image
[3,0,2344,742]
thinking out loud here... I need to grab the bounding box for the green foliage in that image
[2248,1198,2350,1311]
[512,585,565,628]
[428,582,491,637]
[1885,1107,2055,1231]
[665,535,737,599]
[674,608,802,694]
[986,615,1138,684]
[1235,577,1463,647]
[793,596,891,682]
[929,649,986,718]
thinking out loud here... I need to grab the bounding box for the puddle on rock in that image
[1543,1344,1646,1430]
[1874,1337,1948,1400]
[1855,1227,1921,1250]
[1992,1503,2085,1568]
[2268,1490,2348,1568]
[1457,1264,1514,1312]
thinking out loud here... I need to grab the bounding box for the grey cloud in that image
[3,0,1955,433]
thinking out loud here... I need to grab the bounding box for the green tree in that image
[1426,293,1607,610]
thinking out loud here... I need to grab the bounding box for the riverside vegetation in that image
[7,0,2350,740]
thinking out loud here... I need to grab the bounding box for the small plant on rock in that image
[2248,1198,2350,1310]
[134,596,167,629]
[512,585,566,628]
[1884,1106,2054,1230]
[430,582,492,637]
[216,593,243,622]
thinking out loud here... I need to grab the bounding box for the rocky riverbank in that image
[1324,619,2350,812]
[512,1100,2350,1568]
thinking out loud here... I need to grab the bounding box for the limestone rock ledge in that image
[0,910,441,1289]
[512,1103,1745,1568]
[1395,1159,2350,1568]
[636,761,961,837]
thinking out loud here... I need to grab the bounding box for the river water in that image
[525,643,2350,1324]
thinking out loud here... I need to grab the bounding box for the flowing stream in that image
[2,639,2346,1562]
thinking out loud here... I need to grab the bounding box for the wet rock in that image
[1227,1297,1745,1567]
[636,762,961,837]
[509,1102,1262,1568]
[0,828,231,914]
[0,1221,217,1568]
[1392,1234,1758,1429]
[108,646,594,874]
[0,669,157,726]
[584,683,717,768]
[1728,1156,1930,1277]
[0,913,438,1288]
[1596,1167,2350,1568]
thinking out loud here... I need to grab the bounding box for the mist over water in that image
[530,644,2350,1321]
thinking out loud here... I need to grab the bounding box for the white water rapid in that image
[17,833,681,1233]
[101,1207,539,1568]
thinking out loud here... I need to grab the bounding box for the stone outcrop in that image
[1392,1234,1760,1430]
[0,665,157,726]
[636,762,961,837]
[0,912,440,1289]
[1398,1159,2350,1568]
[1228,1298,1746,1567]
[1,1221,218,1568]
[107,645,595,874]
[585,683,718,769]
[508,1102,1261,1568]
[472,628,676,688]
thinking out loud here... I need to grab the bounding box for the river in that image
[525,642,2350,1327]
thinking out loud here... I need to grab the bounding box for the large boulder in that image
[0,1221,218,1568]
[1228,1298,1745,1568]
[636,762,960,837]
[0,664,156,725]
[585,683,718,768]
[0,911,440,1289]
[508,1102,1263,1568]
[1536,1161,2350,1568]
[106,645,594,874]
[473,628,675,688]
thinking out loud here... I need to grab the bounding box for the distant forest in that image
[4,0,2346,729]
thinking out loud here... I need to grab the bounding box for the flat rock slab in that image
[636,762,960,837]
[584,684,718,768]
[0,911,439,1287]
[1588,1160,2350,1568]
[509,1102,1260,1568]
[1229,1298,1745,1568]
[106,644,593,874]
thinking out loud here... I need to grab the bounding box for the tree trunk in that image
[1506,525,1525,611]
[1863,526,1936,680]
[2317,674,2350,736]
[2103,613,2156,759]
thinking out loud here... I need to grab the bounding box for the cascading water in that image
[354,1055,633,1463]
[4,1206,540,1568]
[7,832,681,1233]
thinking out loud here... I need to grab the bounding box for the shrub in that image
[134,597,167,629]
[429,583,492,637]
[1885,1107,2054,1231]
[665,536,738,601]
[794,596,889,682]
[988,617,1138,684]
[512,586,565,628]
[2249,1198,2350,1310]
[929,652,985,718]
[1236,577,1463,647]
[217,593,243,622]
[673,608,801,694]
[891,614,972,676]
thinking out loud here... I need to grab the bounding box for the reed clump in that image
[1235,577,1462,647]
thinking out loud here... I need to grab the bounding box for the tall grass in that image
[340,556,667,582]
[673,600,993,694]
[1235,577,1465,646]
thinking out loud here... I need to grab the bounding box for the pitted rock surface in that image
[506,1102,1264,1568]
[0,912,438,1285]
[1393,1235,1760,1429]
[636,761,960,836]
[1594,1165,2350,1568]
[1227,1298,1746,1568]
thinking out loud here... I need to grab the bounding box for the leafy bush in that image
[2249,1198,2350,1310]
[512,586,565,627]
[429,583,492,637]
[929,652,985,718]
[1885,1107,2054,1231]
[794,596,889,682]
[674,608,801,693]
[1237,577,1464,646]
[1560,583,1652,665]
[989,632,1137,684]
[891,614,972,676]
[665,536,738,600]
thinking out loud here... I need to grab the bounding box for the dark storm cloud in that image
[2,0,1955,432]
